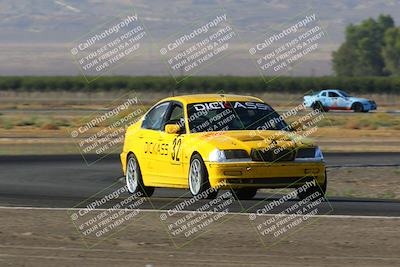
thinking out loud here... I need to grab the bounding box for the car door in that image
[327,91,340,109]
[140,101,171,183]
[157,101,187,187]
[336,91,351,109]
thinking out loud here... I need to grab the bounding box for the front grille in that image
[251,148,295,162]
[296,147,316,158]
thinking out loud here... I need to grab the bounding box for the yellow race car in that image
[120,94,326,200]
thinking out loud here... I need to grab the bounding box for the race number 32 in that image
[171,137,182,162]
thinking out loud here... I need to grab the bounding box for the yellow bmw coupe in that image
[120,94,326,200]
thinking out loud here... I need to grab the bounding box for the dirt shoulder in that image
[259,166,400,200]
[0,209,399,267]
[326,167,400,199]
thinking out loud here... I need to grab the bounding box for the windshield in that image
[187,101,288,133]
[338,90,350,97]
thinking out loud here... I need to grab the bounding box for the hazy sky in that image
[0,0,399,76]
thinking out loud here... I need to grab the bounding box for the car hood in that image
[192,130,314,151]
[348,97,371,103]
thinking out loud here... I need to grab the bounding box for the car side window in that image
[164,103,185,133]
[328,92,339,97]
[142,102,170,130]
[321,92,327,97]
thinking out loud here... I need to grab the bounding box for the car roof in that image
[162,94,263,104]
[321,89,339,92]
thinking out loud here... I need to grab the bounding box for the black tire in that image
[126,154,155,197]
[188,154,218,199]
[352,102,364,113]
[311,101,327,112]
[297,172,327,201]
[231,188,258,200]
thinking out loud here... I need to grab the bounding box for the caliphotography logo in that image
[0,1,399,267]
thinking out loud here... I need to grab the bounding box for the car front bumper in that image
[365,102,377,110]
[205,161,326,189]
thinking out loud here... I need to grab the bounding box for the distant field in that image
[0,90,399,155]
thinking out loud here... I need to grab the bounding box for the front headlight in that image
[296,146,324,161]
[208,149,250,162]
[315,146,324,160]
[209,149,226,162]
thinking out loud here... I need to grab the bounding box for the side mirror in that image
[165,123,181,134]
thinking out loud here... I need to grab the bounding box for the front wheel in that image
[126,154,155,197]
[352,102,364,112]
[188,154,218,199]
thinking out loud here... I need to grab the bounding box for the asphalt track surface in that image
[0,153,399,216]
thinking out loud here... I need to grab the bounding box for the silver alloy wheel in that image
[189,158,201,195]
[126,157,138,193]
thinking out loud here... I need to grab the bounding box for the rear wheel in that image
[311,101,327,112]
[231,188,258,200]
[188,154,218,199]
[126,154,155,197]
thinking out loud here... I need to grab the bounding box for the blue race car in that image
[303,89,377,112]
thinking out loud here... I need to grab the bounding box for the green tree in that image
[332,40,356,76]
[332,14,394,76]
[382,27,400,75]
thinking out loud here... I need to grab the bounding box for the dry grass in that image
[0,115,72,129]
